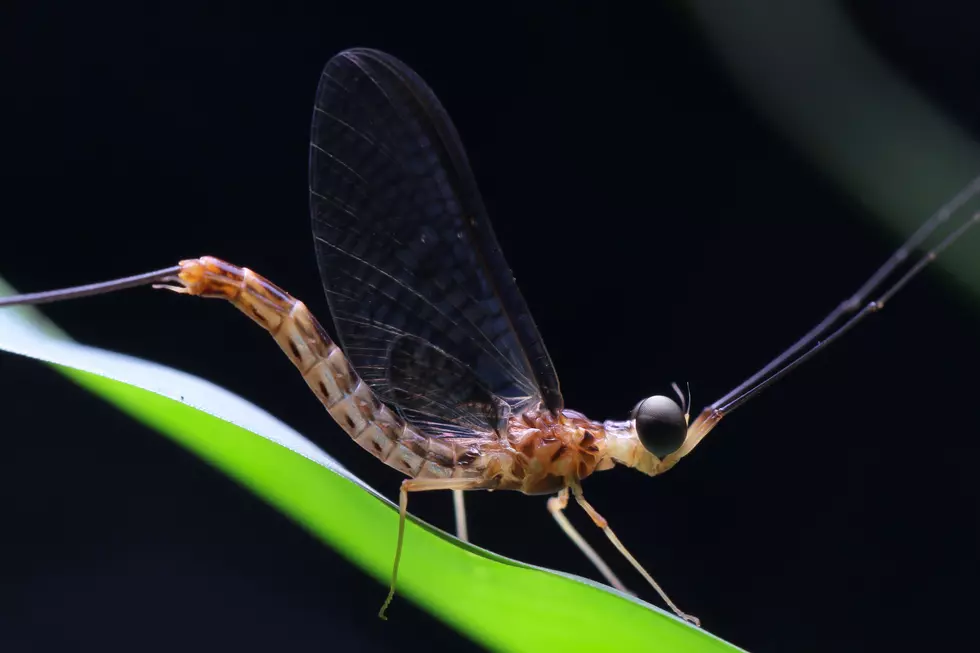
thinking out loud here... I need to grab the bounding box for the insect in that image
[1,48,978,626]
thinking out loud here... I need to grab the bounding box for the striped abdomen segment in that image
[170,256,471,480]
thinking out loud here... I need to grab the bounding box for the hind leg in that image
[379,477,487,619]
[452,489,469,542]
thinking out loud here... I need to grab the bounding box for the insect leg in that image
[547,487,631,594]
[569,481,700,627]
[379,477,487,620]
[452,489,469,542]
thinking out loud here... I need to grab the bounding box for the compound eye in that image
[631,395,687,458]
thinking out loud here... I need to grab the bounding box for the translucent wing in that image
[308,48,562,438]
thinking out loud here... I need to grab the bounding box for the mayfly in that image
[1,48,978,626]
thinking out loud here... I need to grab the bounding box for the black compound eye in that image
[631,395,687,458]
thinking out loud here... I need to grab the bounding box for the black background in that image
[2,2,979,652]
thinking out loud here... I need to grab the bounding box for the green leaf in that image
[0,276,745,653]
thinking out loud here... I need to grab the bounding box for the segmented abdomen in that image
[173,256,486,481]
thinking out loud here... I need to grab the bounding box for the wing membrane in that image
[308,48,562,437]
